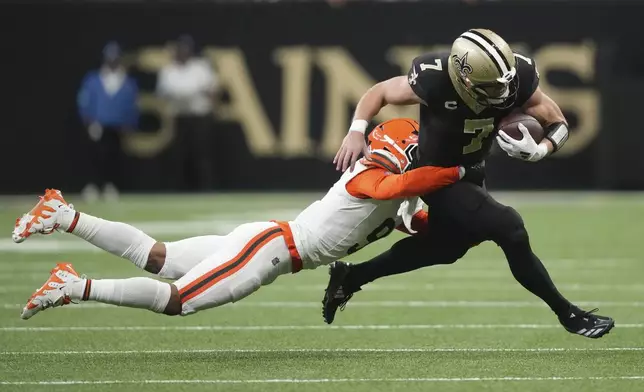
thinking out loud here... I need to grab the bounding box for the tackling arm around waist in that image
[346,166,460,200]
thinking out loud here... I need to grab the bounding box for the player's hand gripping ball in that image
[496,112,548,162]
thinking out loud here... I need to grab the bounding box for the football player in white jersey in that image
[13,119,479,319]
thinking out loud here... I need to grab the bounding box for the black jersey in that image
[407,51,539,167]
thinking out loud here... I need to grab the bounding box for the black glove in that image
[461,161,486,185]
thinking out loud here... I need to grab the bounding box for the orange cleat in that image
[12,189,75,243]
[21,263,83,320]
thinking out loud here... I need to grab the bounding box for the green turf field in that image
[1,192,643,391]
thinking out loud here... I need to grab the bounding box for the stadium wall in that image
[3,1,643,193]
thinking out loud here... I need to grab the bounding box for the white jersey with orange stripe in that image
[288,162,420,269]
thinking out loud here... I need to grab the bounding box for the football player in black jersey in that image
[324,29,614,339]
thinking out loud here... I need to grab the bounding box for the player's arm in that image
[334,53,441,172]
[346,165,461,201]
[497,54,570,162]
[522,87,569,155]
[334,76,424,172]
[353,76,425,122]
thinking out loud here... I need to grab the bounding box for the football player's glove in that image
[496,123,548,162]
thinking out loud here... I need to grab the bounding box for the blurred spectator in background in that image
[77,41,139,202]
[157,35,218,191]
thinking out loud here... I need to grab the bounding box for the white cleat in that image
[21,263,82,320]
[12,189,75,243]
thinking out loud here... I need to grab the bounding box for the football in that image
[498,112,544,143]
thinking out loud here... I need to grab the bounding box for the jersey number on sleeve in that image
[462,118,495,154]
[347,218,396,255]
[514,53,532,65]
[419,59,443,72]
[514,53,539,78]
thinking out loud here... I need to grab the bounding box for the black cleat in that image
[558,307,615,339]
[322,261,359,324]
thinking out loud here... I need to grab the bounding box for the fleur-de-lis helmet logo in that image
[453,52,473,76]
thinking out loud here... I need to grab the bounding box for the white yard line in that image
[0,270,624,284]
[2,376,644,385]
[3,300,644,310]
[3,283,643,294]
[2,258,637,274]
[3,282,644,294]
[2,347,643,356]
[2,324,643,332]
[267,283,644,292]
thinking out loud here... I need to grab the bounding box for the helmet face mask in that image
[449,29,519,109]
[468,69,518,109]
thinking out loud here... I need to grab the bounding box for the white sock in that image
[72,278,171,313]
[67,213,156,269]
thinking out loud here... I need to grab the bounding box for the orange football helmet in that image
[363,118,419,174]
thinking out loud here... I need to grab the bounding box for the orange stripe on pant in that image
[272,220,303,273]
[179,227,283,304]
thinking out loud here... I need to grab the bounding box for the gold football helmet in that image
[448,29,518,109]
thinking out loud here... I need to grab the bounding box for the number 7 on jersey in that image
[419,59,443,71]
[462,118,495,154]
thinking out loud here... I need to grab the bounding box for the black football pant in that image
[346,181,573,317]
[171,114,215,191]
[90,126,122,188]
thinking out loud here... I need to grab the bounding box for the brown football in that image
[498,112,544,143]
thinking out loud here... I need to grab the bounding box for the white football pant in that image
[172,222,297,315]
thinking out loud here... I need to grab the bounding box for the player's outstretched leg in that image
[323,229,471,324]
[13,189,157,272]
[496,225,615,338]
[485,197,615,338]
[11,189,227,280]
[174,222,294,315]
[21,263,175,320]
[21,222,297,320]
